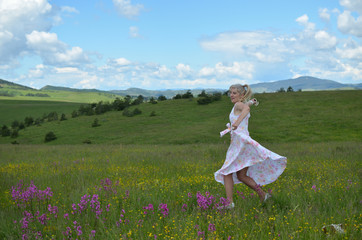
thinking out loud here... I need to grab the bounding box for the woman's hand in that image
[232,125,238,130]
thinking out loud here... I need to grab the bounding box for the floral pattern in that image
[215,105,287,186]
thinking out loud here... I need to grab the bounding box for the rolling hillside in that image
[0,90,361,145]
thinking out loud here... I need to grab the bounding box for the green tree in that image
[24,116,34,127]
[157,95,167,101]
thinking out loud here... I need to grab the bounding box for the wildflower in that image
[181,203,187,212]
[196,192,215,210]
[158,203,169,217]
[208,223,216,232]
[90,230,96,238]
[77,225,82,236]
[38,213,48,225]
[64,213,69,219]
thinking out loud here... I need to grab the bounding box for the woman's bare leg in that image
[223,174,234,204]
[236,167,266,201]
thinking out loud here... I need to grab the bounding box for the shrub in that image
[197,97,213,105]
[133,108,142,115]
[212,92,222,101]
[122,108,134,117]
[132,95,144,105]
[173,94,182,99]
[47,112,58,122]
[60,113,67,121]
[11,120,19,129]
[18,122,25,130]
[1,125,11,137]
[113,98,129,111]
[182,90,193,99]
[83,139,92,144]
[198,90,208,98]
[11,129,18,138]
[157,95,167,101]
[71,110,79,118]
[149,97,157,104]
[34,118,43,126]
[44,131,57,142]
[92,118,101,127]
[287,86,294,92]
[150,111,156,117]
[24,116,34,127]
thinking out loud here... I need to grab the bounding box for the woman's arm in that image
[232,102,250,129]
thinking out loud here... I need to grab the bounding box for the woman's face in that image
[229,88,242,104]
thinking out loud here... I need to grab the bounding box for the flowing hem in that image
[214,156,287,186]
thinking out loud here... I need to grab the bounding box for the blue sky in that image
[0,0,361,90]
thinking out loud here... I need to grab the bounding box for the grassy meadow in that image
[1,90,361,144]
[0,90,361,239]
[0,142,361,239]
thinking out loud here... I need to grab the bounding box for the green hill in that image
[0,78,121,103]
[0,90,361,145]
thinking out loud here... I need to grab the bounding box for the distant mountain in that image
[250,76,361,93]
[1,76,361,99]
[110,88,224,98]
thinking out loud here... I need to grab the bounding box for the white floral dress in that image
[215,105,287,186]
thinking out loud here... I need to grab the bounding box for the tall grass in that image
[0,142,360,239]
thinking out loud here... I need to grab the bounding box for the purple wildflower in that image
[90,230,96,238]
[208,223,216,232]
[38,213,48,225]
[77,225,82,236]
[196,192,215,210]
[158,203,169,217]
[181,203,187,212]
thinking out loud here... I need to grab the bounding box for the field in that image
[0,142,361,239]
[0,90,361,239]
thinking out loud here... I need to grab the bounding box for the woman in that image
[215,84,287,209]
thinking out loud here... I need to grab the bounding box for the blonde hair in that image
[229,84,252,102]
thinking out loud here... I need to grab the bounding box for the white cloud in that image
[129,26,142,38]
[112,0,144,19]
[200,31,292,63]
[296,14,315,30]
[0,0,54,63]
[0,0,85,68]
[340,0,362,15]
[115,57,131,66]
[314,30,337,49]
[336,43,362,60]
[337,10,362,37]
[176,63,192,78]
[199,62,254,79]
[26,31,89,66]
[319,8,330,22]
[152,65,172,79]
[28,64,45,78]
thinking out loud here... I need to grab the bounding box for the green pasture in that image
[0,86,119,103]
[0,142,360,239]
[0,100,82,127]
[0,90,361,145]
